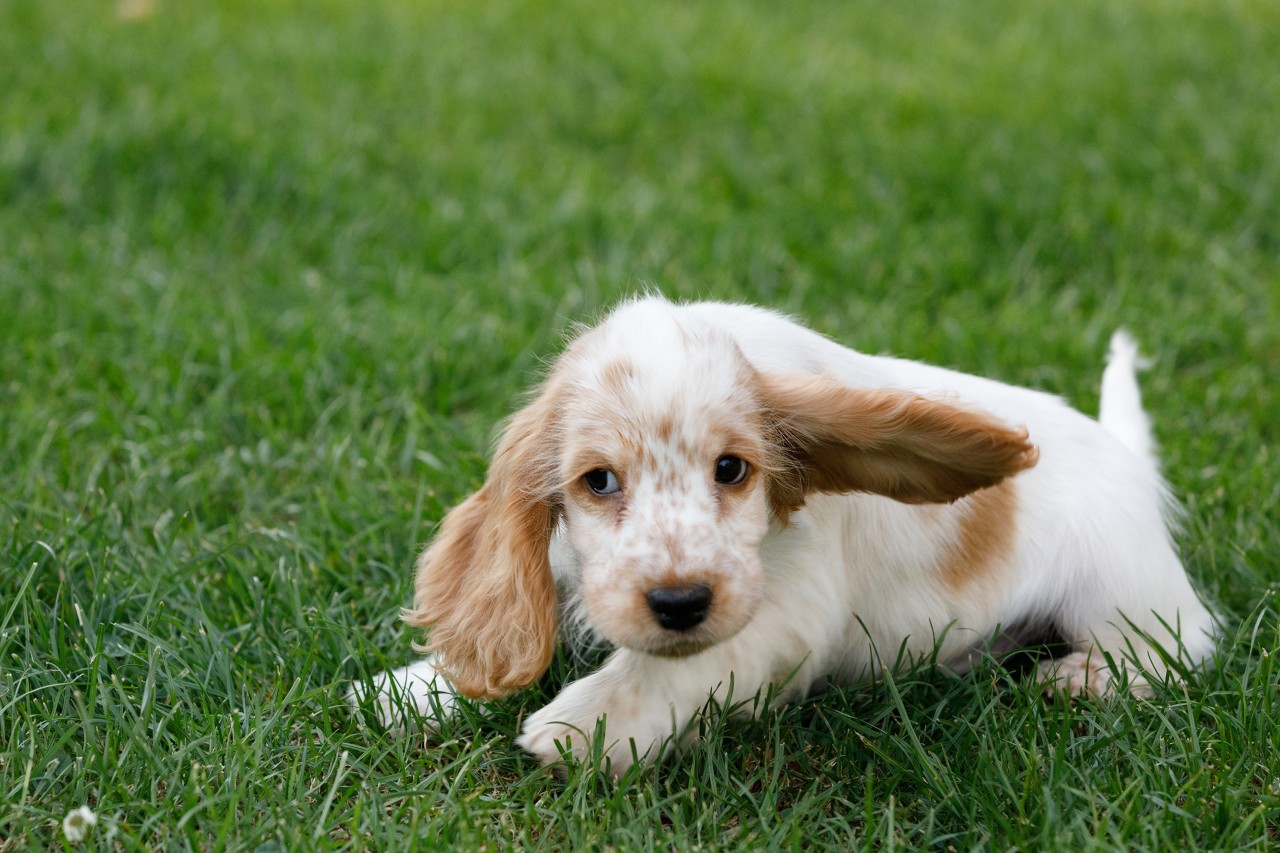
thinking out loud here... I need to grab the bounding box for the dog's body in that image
[353,297,1215,776]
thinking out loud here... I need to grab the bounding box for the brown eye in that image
[583,468,620,496]
[714,455,748,485]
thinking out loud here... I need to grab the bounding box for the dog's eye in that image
[583,468,621,496]
[714,455,749,485]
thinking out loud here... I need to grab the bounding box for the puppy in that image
[351,296,1215,776]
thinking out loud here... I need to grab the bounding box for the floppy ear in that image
[759,373,1039,517]
[402,382,562,699]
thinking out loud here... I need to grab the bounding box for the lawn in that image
[2,0,1278,848]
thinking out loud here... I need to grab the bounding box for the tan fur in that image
[938,482,1018,588]
[601,359,636,390]
[758,373,1039,518]
[402,381,564,699]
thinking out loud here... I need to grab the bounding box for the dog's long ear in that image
[759,373,1039,519]
[402,381,563,699]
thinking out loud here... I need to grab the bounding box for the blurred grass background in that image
[2,0,1277,848]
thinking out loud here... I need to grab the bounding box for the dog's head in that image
[405,298,1038,698]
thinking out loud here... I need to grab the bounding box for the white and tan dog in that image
[351,296,1215,776]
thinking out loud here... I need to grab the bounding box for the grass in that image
[2,0,1277,848]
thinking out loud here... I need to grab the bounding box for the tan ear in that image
[402,383,562,699]
[759,373,1039,516]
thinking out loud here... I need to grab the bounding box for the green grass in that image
[2,0,1278,848]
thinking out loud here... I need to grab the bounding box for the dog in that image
[350,296,1215,776]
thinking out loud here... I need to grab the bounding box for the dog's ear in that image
[759,373,1038,519]
[402,381,563,699]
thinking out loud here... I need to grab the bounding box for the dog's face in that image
[556,321,772,656]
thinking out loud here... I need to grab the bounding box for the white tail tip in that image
[1099,329,1156,463]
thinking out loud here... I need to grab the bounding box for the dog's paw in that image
[1037,651,1154,699]
[346,657,459,733]
[516,680,683,778]
[515,707,606,774]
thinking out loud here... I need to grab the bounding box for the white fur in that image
[350,298,1215,776]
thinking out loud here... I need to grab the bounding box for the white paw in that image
[346,657,459,732]
[1037,651,1154,698]
[515,705,608,773]
[515,679,686,778]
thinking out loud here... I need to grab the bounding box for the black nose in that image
[646,584,712,631]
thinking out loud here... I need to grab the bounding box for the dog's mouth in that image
[596,620,727,658]
[642,634,717,658]
[633,614,755,658]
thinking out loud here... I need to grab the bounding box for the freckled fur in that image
[600,358,636,391]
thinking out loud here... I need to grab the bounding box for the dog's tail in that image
[1099,329,1157,464]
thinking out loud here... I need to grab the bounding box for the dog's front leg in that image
[516,639,779,778]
